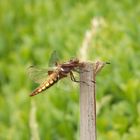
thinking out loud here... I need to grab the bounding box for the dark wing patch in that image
[48,50,60,67]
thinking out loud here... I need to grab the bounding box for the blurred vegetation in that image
[0,0,140,140]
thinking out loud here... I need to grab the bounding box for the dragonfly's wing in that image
[48,50,60,67]
[27,66,54,84]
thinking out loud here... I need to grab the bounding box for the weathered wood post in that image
[80,61,108,140]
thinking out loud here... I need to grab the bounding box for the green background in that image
[0,0,140,140]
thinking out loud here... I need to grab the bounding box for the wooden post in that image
[80,62,96,140]
[80,61,109,140]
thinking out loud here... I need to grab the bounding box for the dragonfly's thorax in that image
[60,67,71,74]
[59,59,84,74]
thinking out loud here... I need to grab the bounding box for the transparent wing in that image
[27,66,54,84]
[48,50,60,67]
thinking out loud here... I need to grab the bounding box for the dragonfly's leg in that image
[70,71,96,85]
[70,71,80,82]
[70,72,89,85]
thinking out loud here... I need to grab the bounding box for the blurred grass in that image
[0,0,140,140]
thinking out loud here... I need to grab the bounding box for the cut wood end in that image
[94,60,110,75]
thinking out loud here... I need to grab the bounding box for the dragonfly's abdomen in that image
[30,73,59,96]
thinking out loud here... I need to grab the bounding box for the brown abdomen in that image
[30,73,58,97]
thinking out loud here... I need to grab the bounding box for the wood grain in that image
[80,62,96,140]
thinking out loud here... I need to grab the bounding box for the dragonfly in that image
[28,51,86,97]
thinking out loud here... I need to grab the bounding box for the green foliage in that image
[0,0,140,140]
